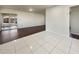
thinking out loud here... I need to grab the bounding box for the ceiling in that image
[0,5,55,14]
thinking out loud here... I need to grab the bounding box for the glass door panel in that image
[2,13,17,30]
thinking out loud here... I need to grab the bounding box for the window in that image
[2,13,17,24]
[3,18,9,23]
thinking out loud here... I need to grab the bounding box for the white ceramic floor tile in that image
[41,42,56,52]
[69,50,79,54]
[16,46,32,54]
[25,41,41,52]
[69,39,79,54]
[52,38,72,53]
[0,41,15,54]
[51,48,65,54]
[33,46,49,54]
[14,38,28,50]
[69,48,79,54]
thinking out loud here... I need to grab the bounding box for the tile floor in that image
[0,31,79,54]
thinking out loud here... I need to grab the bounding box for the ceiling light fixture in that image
[29,8,33,11]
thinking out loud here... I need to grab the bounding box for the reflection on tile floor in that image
[0,31,79,54]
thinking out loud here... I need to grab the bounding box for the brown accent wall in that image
[0,25,45,44]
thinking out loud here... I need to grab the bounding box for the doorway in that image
[70,6,79,39]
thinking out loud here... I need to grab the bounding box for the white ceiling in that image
[0,5,55,14]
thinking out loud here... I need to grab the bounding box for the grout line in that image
[14,41,16,54]
[48,38,64,54]
[68,38,73,54]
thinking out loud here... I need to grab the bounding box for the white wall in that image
[0,14,2,31]
[46,6,71,37]
[0,9,45,29]
[70,6,79,35]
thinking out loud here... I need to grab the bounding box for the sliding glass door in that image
[2,13,17,30]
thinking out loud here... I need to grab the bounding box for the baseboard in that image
[70,33,79,39]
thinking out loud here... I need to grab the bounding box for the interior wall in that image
[0,14,2,31]
[70,6,79,35]
[0,9,45,29]
[46,6,71,37]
